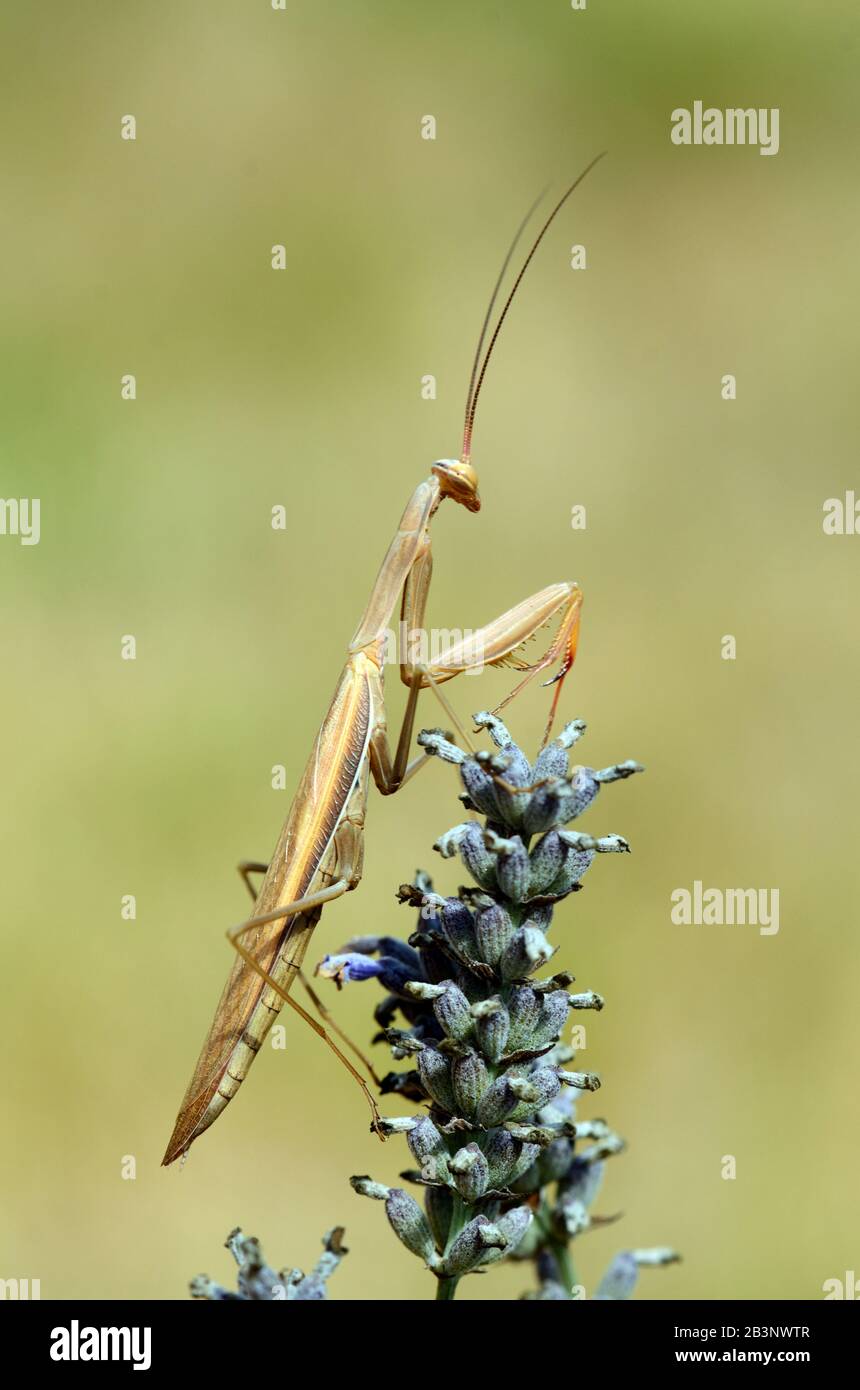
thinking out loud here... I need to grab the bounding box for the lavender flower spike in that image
[190,1227,348,1302]
[342,714,679,1300]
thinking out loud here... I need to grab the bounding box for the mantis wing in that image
[162,661,372,1165]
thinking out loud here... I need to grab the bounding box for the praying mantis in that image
[162,155,605,1166]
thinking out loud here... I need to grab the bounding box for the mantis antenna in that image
[462,186,549,445]
[461,151,607,464]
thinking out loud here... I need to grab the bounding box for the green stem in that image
[550,1241,576,1294]
[436,1275,461,1300]
[434,1193,468,1301]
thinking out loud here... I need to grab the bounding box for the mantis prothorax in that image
[162,155,605,1166]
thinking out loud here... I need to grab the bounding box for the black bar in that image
[2,1298,855,1373]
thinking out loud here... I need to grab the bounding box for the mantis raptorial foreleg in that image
[370,664,437,793]
[393,511,582,742]
[415,583,584,747]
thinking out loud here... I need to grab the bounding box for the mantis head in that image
[432,458,481,512]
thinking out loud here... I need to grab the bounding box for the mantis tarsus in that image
[162,155,605,1167]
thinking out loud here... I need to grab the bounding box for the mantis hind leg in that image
[229,864,383,1135]
[237,861,383,1087]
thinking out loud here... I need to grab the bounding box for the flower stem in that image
[550,1241,576,1295]
[436,1275,461,1301]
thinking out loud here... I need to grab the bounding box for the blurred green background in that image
[2,0,858,1301]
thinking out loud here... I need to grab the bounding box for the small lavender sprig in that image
[321,711,679,1300]
[190,1226,347,1301]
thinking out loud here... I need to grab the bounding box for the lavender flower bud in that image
[471,711,515,748]
[529,903,554,931]
[451,1051,489,1118]
[417,729,466,764]
[482,1127,518,1186]
[632,1247,680,1267]
[485,1206,533,1264]
[190,1275,240,1301]
[538,1136,575,1184]
[225,1232,281,1300]
[509,1144,542,1186]
[594,760,644,784]
[350,1176,390,1200]
[484,830,530,901]
[434,822,471,859]
[558,1196,590,1237]
[580,1132,624,1162]
[376,1116,419,1136]
[289,1275,326,1302]
[406,1116,449,1183]
[449,1143,489,1201]
[561,1156,605,1209]
[523,1278,569,1301]
[560,764,601,816]
[506,984,542,1048]
[432,981,473,1041]
[530,989,572,1047]
[569,990,604,1010]
[474,902,515,968]
[594,1251,638,1300]
[547,844,595,894]
[484,1128,541,1187]
[558,1069,602,1092]
[437,1205,531,1278]
[507,1067,561,1117]
[522,780,572,836]
[500,925,554,982]
[417,1048,456,1112]
[527,830,566,894]
[490,742,532,787]
[476,1076,520,1127]
[472,997,510,1062]
[403,981,447,1001]
[501,1202,536,1240]
[531,720,586,781]
[440,898,479,959]
[479,750,534,829]
[459,758,506,821]
[558,829,630,854]
[438,1215,502,1277]
[572,1119,609,1140]
[436,820,497,889]
[505,1122,562,1146]
[385,1189,438,1265]
[384,1029,424,1058]
[557,719,588,748]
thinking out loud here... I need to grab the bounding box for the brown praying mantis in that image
[162,155,605,1166]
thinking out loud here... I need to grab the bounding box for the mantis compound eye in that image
[432,458,481,512]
